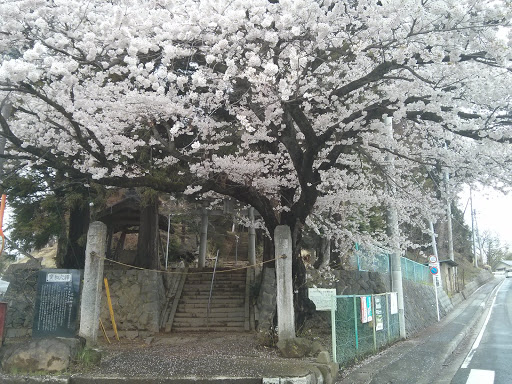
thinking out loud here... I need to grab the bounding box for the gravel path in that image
[82,333,316,378]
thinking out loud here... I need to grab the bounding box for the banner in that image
[361,296,372,323]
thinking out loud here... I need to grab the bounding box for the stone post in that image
[198,206,208,268]
[248,207,256,265]
[275,225,295,340]
[79,221,107,346]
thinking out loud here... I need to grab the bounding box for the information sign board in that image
[32,269,80,338]
[361,296,372,323]
[375,296,384,331]
[308,288,337,311]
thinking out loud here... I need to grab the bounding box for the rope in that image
[93,252,283,275]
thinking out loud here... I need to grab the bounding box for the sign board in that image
[390,292,398,315]
[361,296,372,323]
[33,269,81,338]
[308,288,337,311]
[428,255,438,264]
[375,296,384,331]
[430,266,439,275]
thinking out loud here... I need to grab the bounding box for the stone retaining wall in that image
[303,267,494,337]
[1,265,39,338]
[100,268,165,339]
[1,264,168,340]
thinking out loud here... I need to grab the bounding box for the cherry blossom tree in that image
[1,0,511,322]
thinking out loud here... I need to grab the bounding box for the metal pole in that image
[445,172,454,262]
[429,221,442,287]
[384,115,406,339]
[235,234,239,265]
[433,274,440,321]
[248,207,256,265]
[165,214,171,270]
[470,188,478,267]
[198,206,208,268]
[353,296,359,350]
[207,250,219,327]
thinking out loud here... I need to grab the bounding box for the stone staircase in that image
[171,268,249,332]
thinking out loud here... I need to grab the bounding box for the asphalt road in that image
[450,277,512,384]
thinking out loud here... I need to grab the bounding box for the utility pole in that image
[384,115,406,339]
[444,168,454,262]
[470,187,478,268]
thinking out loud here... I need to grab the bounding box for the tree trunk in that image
[57,201,90,269]
[288,222,316,331]
[313,236,331,269]
[135,192,160,270]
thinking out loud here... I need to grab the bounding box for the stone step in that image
[180,292,245,299]
[186,268,246,274]
[172,320,245,328]
[174,311,245,319]
[183,282,245,292]
[171,326,246,332]
[177,301,244,309]
[185,277,245,287]
[179,297,244,303]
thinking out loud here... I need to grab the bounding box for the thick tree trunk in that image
[313,236,331,269]
[289,222,316,331]
[57,201,90,269]
[135,192,160,270]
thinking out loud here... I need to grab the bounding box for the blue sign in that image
[430,266,439,275]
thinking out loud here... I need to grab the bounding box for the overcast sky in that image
[458,185,512,249]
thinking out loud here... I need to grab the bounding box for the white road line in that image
[460,281,504,369]
[465,369,495,384]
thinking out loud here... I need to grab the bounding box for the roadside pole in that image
[384,115,406,339]
[429,220,442,287]
[429,255,441,322]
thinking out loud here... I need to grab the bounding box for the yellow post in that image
[104,277,120,341]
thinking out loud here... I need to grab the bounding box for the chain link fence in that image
[401,257,431,285]
[352,247,431,285]
[331,293,400,367]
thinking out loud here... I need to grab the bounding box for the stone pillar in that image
[198,207,208,268]
[248,207,256,265]
[79,221,107,346]
[274,225,295,340]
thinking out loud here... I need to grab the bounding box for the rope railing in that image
[92,252,282,275]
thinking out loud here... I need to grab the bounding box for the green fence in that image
[331,293,401,367]
[353,247,431,285]
[353,247,390,273]
[401,257,431,285]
